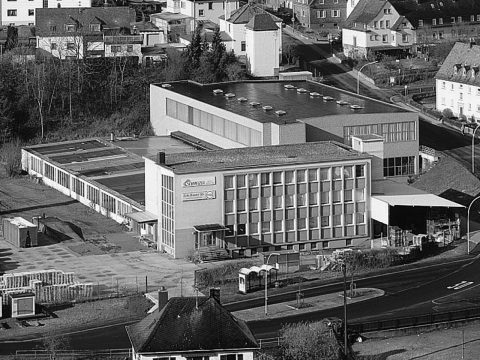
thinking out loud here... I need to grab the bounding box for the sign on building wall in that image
[182,176,216,187]
[182,190,216,202]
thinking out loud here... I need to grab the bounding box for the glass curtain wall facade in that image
[161,174,175,251]
[223,163,368,252]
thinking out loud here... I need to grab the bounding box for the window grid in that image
[224,164,368,248]
[161,174,175,249]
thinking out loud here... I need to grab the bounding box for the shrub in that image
[442,108,454,119]
[280,321,341,360]
[0,139,22,177]
[195,259,259,288]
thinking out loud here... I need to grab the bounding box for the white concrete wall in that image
[105,43,142,63]
[436,78,480,120]
[1,0,90,26]
[21,150,142,225]
[166,0,238,25]
[245,28,279,77]
[150,84,265,148]
[37,36,84,59]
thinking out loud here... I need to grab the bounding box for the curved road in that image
[2,253,479,353]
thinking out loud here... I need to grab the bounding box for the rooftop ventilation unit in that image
[263,105,273,111]
[250,101,261,107]
[275,110,286,116]
[323,96,335,101]
[161,83,172,88]
[213,89,224,95]
[225,93,236,98]
[284,84,296,89]
[297,88,309,93]
[310,92,321,97]
[336,100,349,106]
[237,97,248,102]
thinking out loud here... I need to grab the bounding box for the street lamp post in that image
[471,123,480,173]
[342,262,348,357]
[467,195,480,255]
[357,61,377,95]
[263,252,280,316]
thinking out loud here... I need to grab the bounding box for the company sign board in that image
[182,190,216,202]
[182,176,216,188]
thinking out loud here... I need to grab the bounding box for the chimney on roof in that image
[209,287,220,303]
[157,151,166,165]
[110,132,115,142]
[158,286,168,312]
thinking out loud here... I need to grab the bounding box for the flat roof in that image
[25,137,198,206]
[155,80,408,125]
[155,141,370,174]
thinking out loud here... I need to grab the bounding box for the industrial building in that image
[145,141,372,258]
[20,136,198,240]
[150,80,420,179]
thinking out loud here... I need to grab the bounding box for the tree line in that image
[0,26,245,146]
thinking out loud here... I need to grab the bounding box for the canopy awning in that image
[193,224,228,232]
[239,265,277,275]
[373,194,465,208]
[125,211,158,223]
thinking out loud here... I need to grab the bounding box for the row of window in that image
[224,167,365,189]
[383,156,415,177]
[344,121,417,144]
[315,9,340,18]
[166,98,262,147]
[157,354,243,360]
[441,82,480,95]
[239,240,350,256]
[161,174,175,249]
[419,15,480,27]
[298,0,339,4]
[6,9,34,16]
[440,99,480,114]
[369,34,409,43]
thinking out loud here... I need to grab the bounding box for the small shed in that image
[2,217,38,248]
[9,292,35,318]
[239,265,277,294]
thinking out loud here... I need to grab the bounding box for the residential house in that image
[165,0,239,28]
[126,289,259,360]
[342,0,415,58]
[388,0,480,55]
[0,0,91,26]
[35,7,142,62]
[292,0,346,32]
[219,2,282,75]
[435,41,480,121]
[150,12,193,42]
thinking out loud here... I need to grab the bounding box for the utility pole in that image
[342,262,348,357]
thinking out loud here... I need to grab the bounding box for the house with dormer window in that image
[436,41,480,121]
[342,0,415,58]
[35,7,142,62]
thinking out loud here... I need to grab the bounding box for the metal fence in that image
[15,348,131,359]
[349,306,480,333]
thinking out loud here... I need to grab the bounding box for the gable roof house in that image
[35,7,142,62]
[292,0,347,33]
[126,289,259,360]
[389,0,480,54]
[435,41,480,121]
[342,0,415,58]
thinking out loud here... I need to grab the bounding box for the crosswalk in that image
[447,281,474,290]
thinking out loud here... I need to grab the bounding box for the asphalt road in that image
[1,254,479,354]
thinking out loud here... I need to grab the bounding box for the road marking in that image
[447,281,473,290]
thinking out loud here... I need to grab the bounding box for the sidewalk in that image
[231,288,384,322]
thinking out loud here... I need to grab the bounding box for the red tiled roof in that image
[125,296,259,354]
